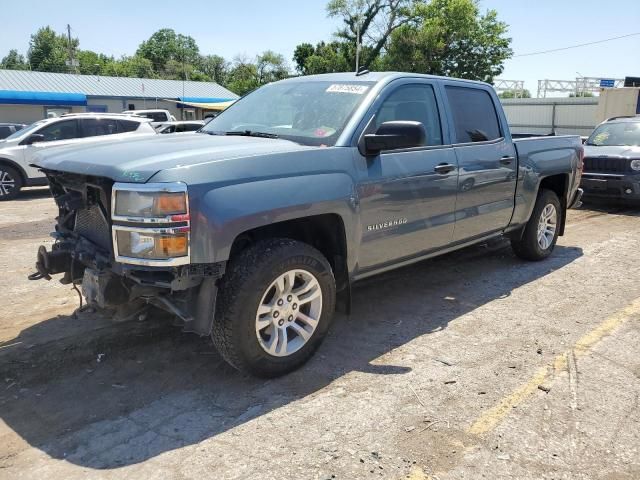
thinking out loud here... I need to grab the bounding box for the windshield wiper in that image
[225,130,279,139]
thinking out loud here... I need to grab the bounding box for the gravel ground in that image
[0,188,639,480]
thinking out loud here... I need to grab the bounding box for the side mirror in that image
[26,133,45,145]
[364,121,427,156]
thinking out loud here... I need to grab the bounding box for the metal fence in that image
[500,97,598,137]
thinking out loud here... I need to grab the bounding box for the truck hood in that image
[583,145,640,158]
[33,133,310,183]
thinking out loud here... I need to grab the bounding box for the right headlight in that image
[111,182,190,266]
[114,190,187,217]
[630,159,640,171]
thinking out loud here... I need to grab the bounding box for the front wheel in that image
[0,165,23,201]
[511,189,562,261]
[212,238,336,377]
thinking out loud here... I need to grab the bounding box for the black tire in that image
[511,189,562,261]
[0,164,23,201]
[212,238,336,377]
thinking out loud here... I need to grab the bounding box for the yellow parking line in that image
[468,296,640,436]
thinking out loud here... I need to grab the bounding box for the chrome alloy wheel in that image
[537,204,557,250]
[0,169,15,197]
[255,269,323,357]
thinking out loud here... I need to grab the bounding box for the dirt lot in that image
[1,188,639,480]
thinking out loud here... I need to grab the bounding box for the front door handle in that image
[434,163,456,174]
[500,156,516,165]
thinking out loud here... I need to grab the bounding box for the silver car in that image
[0,113,156,200]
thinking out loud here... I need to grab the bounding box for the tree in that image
[256,50,289,84]
[103,55,155,78]
[136,28,200,74]
[383,0,512,82]
[77,50,112,75]
[327,0,417,69]
[28,26,78,73]
[225,56,260,96]
[1,49,28,70]
[293,41,350,75]
[198,54,229,84]
[293,43,315,74]
[499,89,531,99]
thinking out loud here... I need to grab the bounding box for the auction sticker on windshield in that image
[326,84,369,94]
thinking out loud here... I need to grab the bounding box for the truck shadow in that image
[0,241,583,470]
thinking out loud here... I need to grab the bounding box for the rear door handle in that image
[500,156,516,165]
[434,163,456,174]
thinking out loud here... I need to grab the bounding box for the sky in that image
[1,0,639,96]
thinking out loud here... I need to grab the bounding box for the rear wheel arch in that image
[538,174,569,235]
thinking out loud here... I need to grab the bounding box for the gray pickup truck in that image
[31,72,584,377]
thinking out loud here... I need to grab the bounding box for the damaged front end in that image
[30,170,223,335]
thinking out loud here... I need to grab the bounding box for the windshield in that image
[5,120,47,141]
[201,80,374,146]
[586,121,640,147]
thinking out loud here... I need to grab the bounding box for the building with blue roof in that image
[0,69,238,124]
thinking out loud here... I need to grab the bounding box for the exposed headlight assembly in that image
[630,159,640,171]
[111,182,190,266]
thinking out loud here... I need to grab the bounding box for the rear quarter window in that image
[118,120,140,132]
[445,86,502,143]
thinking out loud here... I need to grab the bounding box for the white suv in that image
[122,109,176,123]
[0,114,156,200]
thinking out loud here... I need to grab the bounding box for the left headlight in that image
[111,182,190,266]
[630,159,640,171]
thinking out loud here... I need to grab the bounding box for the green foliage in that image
[293,41,350,75]
[102,55,155,78]
[327,0,416,68]
[28,26,78,72]
[498,89,531,99]
[256,51,289,84]
[198,54,229,84]
[225,56,260,96]
[136,28,200,74]
[0,49,28,70]
[382,0,512,82]
[77,50,112,75]
[224,52,289,96]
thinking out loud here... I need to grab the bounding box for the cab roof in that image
[278,71,491,88]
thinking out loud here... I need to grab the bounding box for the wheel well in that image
[229,214,351,312]
[0,159,27,184]
[539,174,568,235]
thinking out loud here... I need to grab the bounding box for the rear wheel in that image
[0,165,23,201]
[511,189,562,261]
[212,238,336,377]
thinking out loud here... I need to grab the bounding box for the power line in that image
[513,32,640,58]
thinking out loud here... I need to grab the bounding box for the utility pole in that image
[66,24,78,73]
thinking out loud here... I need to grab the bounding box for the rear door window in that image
[0,126,12,139]
[80,118,119,137]
[445,86,502,143]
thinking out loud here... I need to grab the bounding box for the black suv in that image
[581,116,640,202]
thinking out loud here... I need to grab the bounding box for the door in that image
[22,119,81,177]
[443,85,517,241]
[357,82,459,271]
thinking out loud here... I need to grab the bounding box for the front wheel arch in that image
[0,159,27,184]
